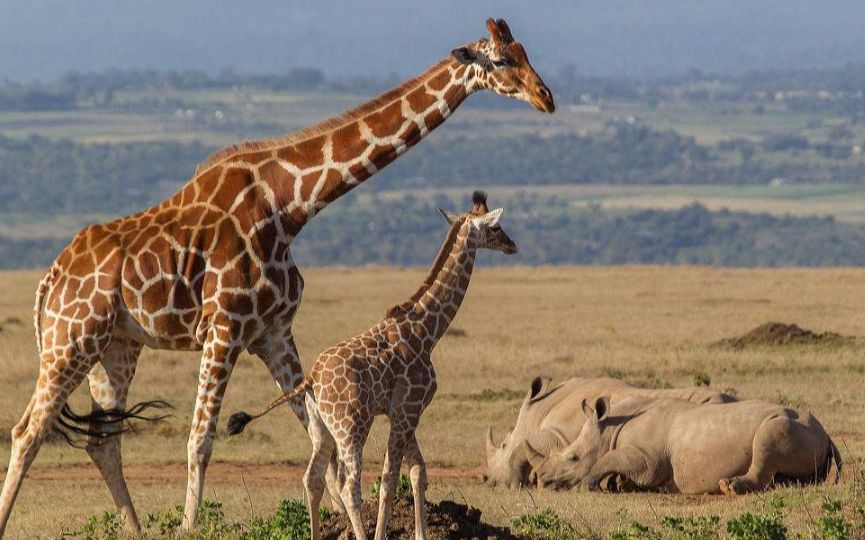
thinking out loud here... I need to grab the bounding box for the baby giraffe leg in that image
[303,402,335,540]
[405,436,429,540]
[338,443,368,540]
[374,430,409,540]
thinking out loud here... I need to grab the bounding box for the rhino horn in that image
[486,427,497,459]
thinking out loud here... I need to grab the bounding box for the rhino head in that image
[483,376,557,488]
[483,426,534,488]
[529,395,611,490]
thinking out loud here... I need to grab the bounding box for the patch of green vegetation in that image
[511,508,583,539]
[370,473,412,498]
[692,371,711,387]
[62,499,329,540]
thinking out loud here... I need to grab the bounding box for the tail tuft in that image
[227,412,254,436]
[53,400,173,448]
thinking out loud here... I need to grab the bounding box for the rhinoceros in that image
[529,395,841,494]
[483,376,735,488]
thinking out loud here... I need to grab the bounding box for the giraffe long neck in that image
[198,57,481,237]
[414,221,477,343]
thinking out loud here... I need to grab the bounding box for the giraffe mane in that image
[386,216,466,318]
[195,58,457,175]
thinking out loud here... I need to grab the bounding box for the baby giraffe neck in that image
[416,223,477,342]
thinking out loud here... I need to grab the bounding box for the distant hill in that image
[2,1,865,81]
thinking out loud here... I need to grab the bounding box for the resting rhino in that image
[483,376,735,488]
[529,395,841,495]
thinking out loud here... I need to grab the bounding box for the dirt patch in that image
[715,322,852,349]
[320,495,522,540]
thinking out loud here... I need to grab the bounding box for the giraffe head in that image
[439,191,517,255]
[451,18,555,113]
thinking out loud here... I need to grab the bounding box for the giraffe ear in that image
[484,208,503,227]
[438,208,460,225]
[451,47,477,65]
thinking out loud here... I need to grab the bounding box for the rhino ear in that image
[581,398,593,418]
[594,396,610,422]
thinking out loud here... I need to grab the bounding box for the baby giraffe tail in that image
[227,376,312,435]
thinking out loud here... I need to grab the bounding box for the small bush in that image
[660,515,720,539]
[610,521,661,540]
[61,511,123,539]
[692,372,711,387]
[511,508,581,539]
[816,497,851,540]
[725,512,786,540]
[370,473,412,498]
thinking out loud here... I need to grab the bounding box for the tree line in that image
[4,197,865,270]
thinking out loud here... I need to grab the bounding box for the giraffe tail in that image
[33,263,59,355]
[227,376,313,436]
[52,400,174,448]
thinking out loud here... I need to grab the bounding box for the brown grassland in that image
[1,266,864,538]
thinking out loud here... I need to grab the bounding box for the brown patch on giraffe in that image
[195,167,223,198]
[369,145,397,171]
[277,135,326,170]
[427,68,451,91]
[423,109,446,132]
[331,123,364,163]
[178,181,199,206]
[444,85,467,111]
[299,171,322,201]
[211,168,253,209]
[406,87,437,113]
[141,280,171,313]
[399,122,421,146]
[364,101,403,138]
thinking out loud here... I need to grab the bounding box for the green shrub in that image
[370,473,412,498]
[511,508,581,539]
[61,510,123,539]
[610,521,661,540]
[816,497,851,540]
[691,372,711,387]
[660,515,720,539]
[725,512,786,540]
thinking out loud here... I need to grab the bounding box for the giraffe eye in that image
[491,57,512,68]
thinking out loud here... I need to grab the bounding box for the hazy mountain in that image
[2,0,864,82]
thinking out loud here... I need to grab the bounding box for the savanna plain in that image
[1,265,864,538]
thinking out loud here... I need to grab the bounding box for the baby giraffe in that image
[227,191,517,540]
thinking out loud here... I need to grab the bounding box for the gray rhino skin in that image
[483,376,734,488]
[531,395,841,495]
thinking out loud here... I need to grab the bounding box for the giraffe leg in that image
[325,424,372,540]
[0,350,98,537]
[405,436,429,540]
[374,430,408,540]
[302,400,335,540]
[182,318,241,531]
[84,338,142,532]
[252,332,345,513]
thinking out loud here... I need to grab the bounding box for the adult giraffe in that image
[0,17,554,535]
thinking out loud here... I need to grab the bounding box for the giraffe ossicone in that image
[0,17,553,536]
[228,191,517,540]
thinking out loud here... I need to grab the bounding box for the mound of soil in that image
[320,495,522,540]
[716,322,851,349]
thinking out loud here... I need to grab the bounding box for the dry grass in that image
[1,266,864,538]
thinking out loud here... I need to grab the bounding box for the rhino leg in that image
[719,415,829,495]
[583,447,661,491]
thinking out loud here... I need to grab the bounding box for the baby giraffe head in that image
[439,191,518,255]
[451,18,555,113]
